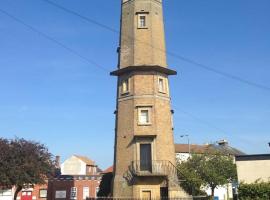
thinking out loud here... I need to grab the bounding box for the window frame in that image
[138,107,152,125]
[39,189,47,198]
[121,78,130,95]
[158,76,167,94]
[137,13,148,29]
[70,187,77,199]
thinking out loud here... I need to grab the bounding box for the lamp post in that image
[180,134,190,157]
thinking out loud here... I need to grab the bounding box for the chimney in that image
[218,139,228,146]
[55,155,60,169]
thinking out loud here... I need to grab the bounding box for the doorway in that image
[142,190,151,200]
[140,143,152,171]
[160,187,168,199]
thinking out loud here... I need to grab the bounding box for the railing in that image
[130,160,178,177]
[87,197,208,200]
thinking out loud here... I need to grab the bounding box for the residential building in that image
[47,175,101,200]
[175,140,244,200]
[17,183,48,200]
[61,155,99,176]
[236,154,270,184]
[175,140,245,162]
[5,155,102,200]
[50,155,101,199]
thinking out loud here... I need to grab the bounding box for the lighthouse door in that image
[140,143,152,171]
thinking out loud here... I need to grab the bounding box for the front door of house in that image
[21,191,32,200]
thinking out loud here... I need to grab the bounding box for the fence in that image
[86,197,209,200]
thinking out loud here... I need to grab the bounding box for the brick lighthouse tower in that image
[110,0,187,198]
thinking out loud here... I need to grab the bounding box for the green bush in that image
[238,181,270,200]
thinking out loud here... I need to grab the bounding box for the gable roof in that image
[175,143,245,156]
[102,166,113,174]
[210,144,245,156]
[175,144,207,154]
[74,155,96,166]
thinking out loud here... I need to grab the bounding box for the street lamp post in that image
[180,134,190,157]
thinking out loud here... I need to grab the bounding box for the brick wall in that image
[16,176,101,200]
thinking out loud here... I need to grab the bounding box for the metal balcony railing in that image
[130,160,178,177]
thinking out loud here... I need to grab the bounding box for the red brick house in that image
[47,175,101,200]
[12,155,102,200]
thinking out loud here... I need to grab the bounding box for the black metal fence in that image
[86,197,209,200]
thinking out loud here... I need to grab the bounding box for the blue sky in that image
[0,0,269,169]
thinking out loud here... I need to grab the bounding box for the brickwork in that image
[120,0,166,68]
[16,176,101,200]
[48,178,100,200]
[17,183,48,200]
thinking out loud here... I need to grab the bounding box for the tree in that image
[177,152,237,200]
[177,155,206,196]
[0,137,55,200]
[97,172,113,197]
[0,138,10,188]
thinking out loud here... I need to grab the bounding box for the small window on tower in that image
[121,78,129,94]
[138,14,147,28]
[140,110,149,123]
[158,77,166,93]
[138,107,151,125]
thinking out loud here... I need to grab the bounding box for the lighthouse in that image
[110,0,187,198]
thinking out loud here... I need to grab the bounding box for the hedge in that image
[238,181,270,200]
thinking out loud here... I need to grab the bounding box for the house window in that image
[138,14,147,28]
[87,166,91,173]
[70,187,77,199]
[138,107,151,125]
[39,189,47,198]
[83,187,89,200]
[0,189,12,196]
[121,78,129,94]
[158,77,166,93]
